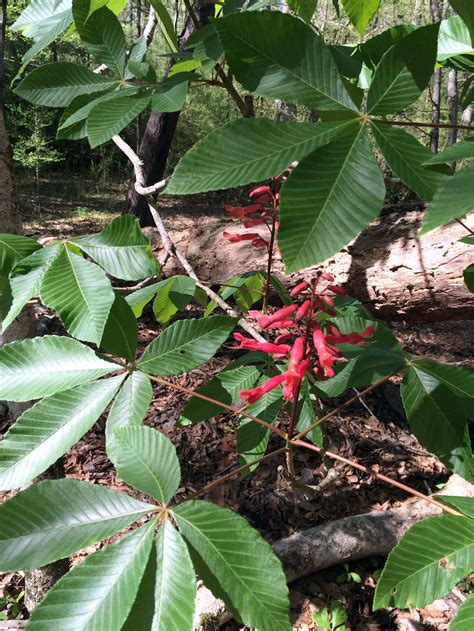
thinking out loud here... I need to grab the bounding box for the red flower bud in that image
[296,299,311,319]
[290,281,309,297]
[243,218,266,228]
[248,185,272,198]
[327,284,346,296]
[240,373,286,404]
[223,231,260,243]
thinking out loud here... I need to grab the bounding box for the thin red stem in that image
[262,196,278,313]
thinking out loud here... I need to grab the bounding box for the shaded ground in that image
[1,177,473,629]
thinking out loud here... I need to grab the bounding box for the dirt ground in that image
[1,179,473,629]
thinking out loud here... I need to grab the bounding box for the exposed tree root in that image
[192,474,474,630]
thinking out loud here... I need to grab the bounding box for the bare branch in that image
[112,133,266,341]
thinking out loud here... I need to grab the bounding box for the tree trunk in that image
[430,0,442,153]
[447,68,458,149]
[461,103,473,127]
[0,0,68,611]
[125,0,215,225]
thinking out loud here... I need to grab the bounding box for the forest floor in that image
[1,175,473,629]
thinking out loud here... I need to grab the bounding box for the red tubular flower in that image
[240,373,286,404]
[232,333,291,358]
[325,326,375,345]
[248,185,272,198]
[281,338,308,400]
[319,272,335,281]
[225,204,263,219]
[282,359,309,400]
[312,328,341,378]
[254,304,297,329]
[296,299,311,320]
[290,281,309,297]
[327,284,346,296]
[243,218,266,228]
[223,231,260,243]
[275,332,292,344]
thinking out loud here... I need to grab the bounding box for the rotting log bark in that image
[192,474,474,630]
[155,207,474,322]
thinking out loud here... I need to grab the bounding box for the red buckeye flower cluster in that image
[222,177,282,250]
[233,273,375,404]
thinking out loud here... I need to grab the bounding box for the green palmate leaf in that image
[74,215,158,281]
[407,356,474,399]
[174,500,290,630]
[2,245,60,333]
[438,16,474,62]
[0,234,41,321]
[372,123,450,201]
[112,427,180,504]
[167,119,355,195]
[423,137,474,165]
[0,335,117,402]
[153,521,196,630]
[342,0,381,35]
[126,279,168,317]
[205,272,266,317]
[450,1,474,40]
[0,479,153,571]
[14,62,117,107]
[314,324,404,397]
[27,520,155,631]
[287,0,319,24]
[0,375,125,491]
[0,234,41,275]
[40,244,115,345]
[152,275,196,325]
[100,293,138,361]
[57,87,141,140]
[420,161,474,234]
[278,125,385,272]
[105,371,152,454]
[179,365,260,425]
[87,94,151,147]
[73,1,127,77]
[438,496,474,518]
[138,316,237,376]
[121,546,156,631]
[150,0,178,52]
[450,593,474,631]
[464,264,474,292]
[374,515,474,609]
[214,11,356,112]
[11,0,73,74]
[12,0,71,37]
[401,365,474,480]
[151,74,190,112]
[188,23,223,68]
[237,384,283,472]
[367,24,439,115]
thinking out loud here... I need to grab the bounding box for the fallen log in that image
[154,206,474,322]
[192,474,474,630]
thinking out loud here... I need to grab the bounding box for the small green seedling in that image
[312,601,348,630]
